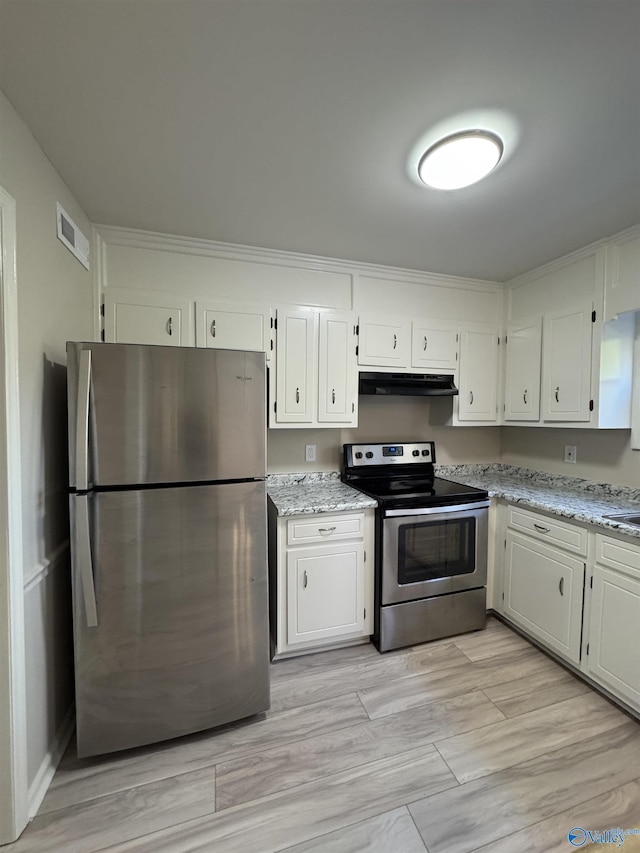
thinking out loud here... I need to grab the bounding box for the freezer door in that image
[67,342,266,487]
[71,481,270,757]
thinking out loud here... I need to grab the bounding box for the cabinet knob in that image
[167,317,173,336]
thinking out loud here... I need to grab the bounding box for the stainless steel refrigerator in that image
[67,341,270,758]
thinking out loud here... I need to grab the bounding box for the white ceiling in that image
[1,0,639,282]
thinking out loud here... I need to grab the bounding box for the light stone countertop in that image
[267,472,377,516]
[267,465,640,538]
[435,463,640,540]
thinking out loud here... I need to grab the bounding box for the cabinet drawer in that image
[507,507,587,555]
[596,534,640,577]
[287,513,364,545]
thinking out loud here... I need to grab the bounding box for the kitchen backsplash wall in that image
[267,396,502,472]
[501,427,640,489]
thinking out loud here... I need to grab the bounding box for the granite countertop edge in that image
[435,463,640,540]
[267,465,640,537]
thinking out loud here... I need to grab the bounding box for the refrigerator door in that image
[71,481,270,757]
[67,342,266,488]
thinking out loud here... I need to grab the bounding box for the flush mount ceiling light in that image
[417,130,504,190]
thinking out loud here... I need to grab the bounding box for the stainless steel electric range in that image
[342,441,490,652]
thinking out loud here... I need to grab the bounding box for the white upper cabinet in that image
[604,227,640,322]
[357,314,410,368]
[411,320,458,372]
[195,301,271,356]
[506,246,635,429]
[318,312,358,424]
[103,287,194,346]
[271,307,358,428]
[542,302,593,422]
[504,318,542,422]
[274,307,317,425]
[457,324,499,422]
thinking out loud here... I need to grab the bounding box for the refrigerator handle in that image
[76,494,98,627]
[76,349,92,491]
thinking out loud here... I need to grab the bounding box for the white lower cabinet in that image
[504,531,585,664]
[287,544,365,645]
[270,508,374,658]
[503,506,587,665]
[585,535,640,708]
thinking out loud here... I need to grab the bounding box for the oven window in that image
[398,517,476,583]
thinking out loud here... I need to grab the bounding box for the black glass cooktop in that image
[345,476,488,508]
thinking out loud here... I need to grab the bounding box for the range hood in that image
[359,372,459,397]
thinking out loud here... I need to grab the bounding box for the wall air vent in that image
[56,202,90,269]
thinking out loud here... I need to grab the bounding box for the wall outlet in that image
[305,444,316,462]
[564,445,577,464]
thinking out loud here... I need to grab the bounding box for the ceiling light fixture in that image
[417,130,504,190]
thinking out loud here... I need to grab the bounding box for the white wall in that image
[0,89,94,809]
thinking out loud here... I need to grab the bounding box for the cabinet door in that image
[196,301,271,357]
[587,563,640,708]
[357,315,409,368]
[411,320,458,371]
[274,308,316,424]
[543,303,593,422]
[287,543,366,645]
[318,311,358,425]
[504,532,585,664]
[104,288,194,346]
[457,325,499,422]
[504,319,542,421]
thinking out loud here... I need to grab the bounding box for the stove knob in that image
[421,449,429,456]
[355,452,363,459]
[412,449,420,457]
[365,451,374,459]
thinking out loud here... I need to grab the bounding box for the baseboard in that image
[27,705,75,819]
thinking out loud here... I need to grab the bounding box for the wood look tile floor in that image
[12,617,640,852]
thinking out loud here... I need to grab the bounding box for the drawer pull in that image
[303,570,308,588]
[296,387,300,404]
[318,526,337,535]
[555,386,560,403]
[534,523,550,533]
[167,316,173,336]
[423,335,428,351]
[523,389,528,404]
[559,577,564,596]
[393,334,397,350]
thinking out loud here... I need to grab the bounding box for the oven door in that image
[381,501,489,605]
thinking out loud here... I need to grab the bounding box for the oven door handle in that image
[384,500,491,518]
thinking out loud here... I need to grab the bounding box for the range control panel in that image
[344,442,435,467]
